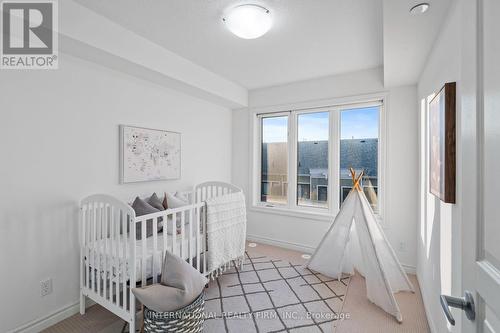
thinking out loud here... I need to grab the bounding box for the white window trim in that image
[249,92,388,227]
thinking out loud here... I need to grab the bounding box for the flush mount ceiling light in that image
[223,4,272,39]
[410,3,430,15]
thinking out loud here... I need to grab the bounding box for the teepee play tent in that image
[305,169,414,322]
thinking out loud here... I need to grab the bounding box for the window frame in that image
[250,94,387,224]
[257,111,290,206]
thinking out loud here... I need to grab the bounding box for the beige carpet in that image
[41,303,129,333]
[44,242,429,333]
[335,273,430,333]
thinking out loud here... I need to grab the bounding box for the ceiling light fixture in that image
[223,4,272,39]
[410,3,430,15]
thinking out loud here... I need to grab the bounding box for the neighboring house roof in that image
[309,168,328,179]
[262,139,378,178]
[340,138,378,178]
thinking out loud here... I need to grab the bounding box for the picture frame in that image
[429,82,456,203]
[119,125,181,183]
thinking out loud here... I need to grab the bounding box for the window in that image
[340,106,380,212]
[297,112,329,208]
[255,100,383,216]
[260,116,288,204]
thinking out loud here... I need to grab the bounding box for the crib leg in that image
[128,317,136,333]
[80,292,86,315]
[129,295,137,332]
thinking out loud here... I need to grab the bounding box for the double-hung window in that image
[255,100,383,217]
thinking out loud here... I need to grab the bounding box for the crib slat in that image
[202,204,207,275]
[81,206,87,294]
[122,211,127,310]
[97,203,102,297]
[105,206,112,301]
[101,204,105,297]
[115,210,120,306]
[152,217,158,284]
[180,211,185,259]
[172,212,177,256]
[141,218,147,287]
[85,205,90,291]
[188,208,193,266]
[196,205,201,273]
[110,206,115,303]
[92,202,97,293]
[103,205,108,300]
[162,215,168,268]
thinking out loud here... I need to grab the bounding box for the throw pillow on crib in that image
[147,192,165,211]
[131,197,159,240]
[175,191,190,203]
[164,193,190,235]
[162,192,168,209]
[165,192,189,208]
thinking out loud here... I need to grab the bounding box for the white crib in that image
[79,181,241,332]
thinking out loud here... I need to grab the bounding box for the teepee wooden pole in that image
[350,168,364,192]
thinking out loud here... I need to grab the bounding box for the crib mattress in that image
[85,230,203,283]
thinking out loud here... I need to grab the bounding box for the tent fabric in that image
[305,189,414,322]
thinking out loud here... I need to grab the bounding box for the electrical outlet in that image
[40,278,53,297]
[398,241,406,252]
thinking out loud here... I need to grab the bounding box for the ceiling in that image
[74,0,452,90]
[383,0,453,87]
[74,0,383,90]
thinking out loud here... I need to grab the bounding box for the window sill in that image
[249,204,388,229]
[249,205,334,222]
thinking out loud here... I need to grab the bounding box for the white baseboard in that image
[10,299,96,333]
[247,234,316,254]
[417,273,437,333]
[246,234,417,275]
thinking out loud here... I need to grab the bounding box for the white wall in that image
[417,2,462,332]
[0,54,232,332]
[232,67,419,270]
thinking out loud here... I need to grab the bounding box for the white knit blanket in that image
[205,192,246,278]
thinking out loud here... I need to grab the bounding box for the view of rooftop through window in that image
[297,112,329,208]
[340,106,380,211]
[260,105,380,212]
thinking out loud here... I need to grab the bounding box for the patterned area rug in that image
[203,252,350,333]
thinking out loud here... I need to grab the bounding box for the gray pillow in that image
[132,251,207,312]
[162,192,168,209]
[165,192,188,208]
[131,197,159,240]
[148,193,165,211]
[161,251,207,305]
[164,193,190,235]
[132,284,188,312]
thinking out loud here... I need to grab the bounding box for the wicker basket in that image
[143,292,205,333]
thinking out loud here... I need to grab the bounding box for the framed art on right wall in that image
[429,82,456,203]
